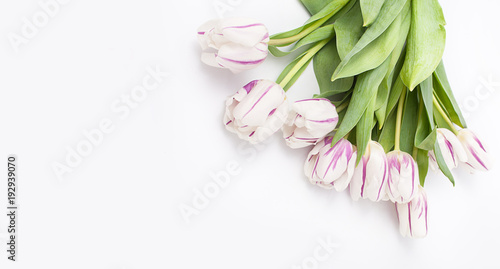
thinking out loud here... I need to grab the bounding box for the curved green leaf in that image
[356,95,376,163]
[379,109,397,152]
[269,25,335,57]
[331,57,391,146]
[400,89,419,154]
[313,39,354,97]
[334,1,364,60]
[433,61,467,128]
[416,149,430,186]
[331,0,409,81]
[271,0,351,45]
[401,0,446,91]
[360,0,385,26]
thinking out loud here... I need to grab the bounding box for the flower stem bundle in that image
[197,0,492,238]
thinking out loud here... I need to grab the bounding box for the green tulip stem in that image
[278,38,332,90]
[394,89,407,151]
[268,12,335,46]
[336,101,349,113]
[433,95,459,135]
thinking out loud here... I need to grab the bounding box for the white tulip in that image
[457,129,492,172]
[305,137,357,192]
[429,128,468,171]
[396,186,428,239]
[224,80,288,144]
[197,17,269,73]
[282,99,339,149]
[350,141,388,202]
[386,150,419,204]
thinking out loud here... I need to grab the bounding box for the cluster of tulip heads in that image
[197,17,491,239]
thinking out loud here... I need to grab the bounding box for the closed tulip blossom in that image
[305,137,357,192]
[386,151,419,204]
[396,186,428,238]
[282,99,339,149]
[197,17,269,73]
[457,129,492,172]
[429,128,468,171]
[224,80,288,144]
[350,141,388,202]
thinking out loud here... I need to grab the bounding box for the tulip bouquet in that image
[197,0,491,238]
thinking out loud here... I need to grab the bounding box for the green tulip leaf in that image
[331,0,409,81]
[356,95,376,163]
[360,0,385,27]
[313,39,354,97]
[401,0,446,91]
[400,89,419,154]
[379,109,397,152]
[269,25,335,57]
[331,56,391,146]
[433,61,467,128]
[334,1,365,60]
[416,148,430,186]
[271,0,351,46]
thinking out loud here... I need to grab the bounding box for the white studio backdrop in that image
[0,0,499,268]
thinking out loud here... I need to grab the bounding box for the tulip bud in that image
[350,141,388,202]
[386,151,419,203]
[305,137,357,192]
[395,186,428,238]
[282,99,339,149]
[197,17,269,73]
[224,80,288,144]
[429,128,468,171]
[457,129,492,172]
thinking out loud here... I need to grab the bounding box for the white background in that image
[0,0,499,268]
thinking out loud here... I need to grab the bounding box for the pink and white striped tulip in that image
[386,151,419,204]
[395,186,428,238]
[350,141,388,202]
[305,137,357,192]
[429,128,467,171]
[197,17,269,73]
[224,80,288,144]
[457,129,492,172]
[282,99,339,149]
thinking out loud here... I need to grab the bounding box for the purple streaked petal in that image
[218,55,266,66]
[410,157,416,198]
[323,145,346,178]
[222,23,266,30]
[243,80,259,93]
[408,203,413,237]
[424,197,428,233]
[360,158,368,198]
[312,155,320,179]
[376,163,387,201]
[474,136,487,152]
[307,117,339,124]
[242,84,273,119]
[249,131,255,137]
[445,139,456,163]
[469,146,488,170]
[226,120,233,126]
[268,108,277,117]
